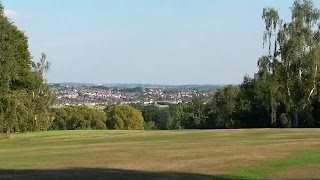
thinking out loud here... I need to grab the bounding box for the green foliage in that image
[146,121,156,130]
[171,103,190,129]
[0,3,54,134]
[169,86,242,129]
[236,76,272,128]
[184,96,207,129]
[107,115,124,130]
[226,0,320,129]
[206,86,240,128]
[51,106,107,130]
[168,0,320,129]
[279,113,291,128]
[30,54,55,131]
[105,105,144,130]
[253,0,320,127]
[133,104,173,130]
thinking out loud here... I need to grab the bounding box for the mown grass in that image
[231,148,320,179]
[0,129,320,179]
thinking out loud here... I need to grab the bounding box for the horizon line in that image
[48,82,238,86]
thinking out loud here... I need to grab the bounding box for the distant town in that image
[50,83,221,106]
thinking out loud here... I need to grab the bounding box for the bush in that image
[105,105,144,130]
[51,106,107,130]
[279,113,291,128]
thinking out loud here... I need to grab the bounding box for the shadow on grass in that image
[0,168,244,180]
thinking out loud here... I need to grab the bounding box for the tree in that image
[0,2,54,134]
[259,0,320,127]
[205,86,240,128]
[171,102,190,129]
[30,53,55,131]
[184,95,207,129]
[0,3,34,134]
[105,105,144,130]
[51,106,107,130]
[236,76,270,128]
[134,105,173,130]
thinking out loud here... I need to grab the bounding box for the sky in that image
[2,0,296,85]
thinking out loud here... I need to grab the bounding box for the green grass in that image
[0,129,320,179]
[232,149,320,179]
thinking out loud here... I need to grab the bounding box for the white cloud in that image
[4,9,19,19]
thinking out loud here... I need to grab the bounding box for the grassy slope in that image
[0,129,319,179]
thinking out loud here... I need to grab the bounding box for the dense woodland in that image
[1,0,320,134]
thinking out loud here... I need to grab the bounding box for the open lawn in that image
[0,129,320,179]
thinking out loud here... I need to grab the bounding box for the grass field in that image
[0,129,320,179]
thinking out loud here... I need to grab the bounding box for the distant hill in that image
[48,82,229,90]
[49,82,97,87]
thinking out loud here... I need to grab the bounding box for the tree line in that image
[121,0,320,129]
[170,0,320,129]
[1,0,320,134]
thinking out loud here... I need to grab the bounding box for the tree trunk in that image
[271,108,277,127]
[6,127,10,136]
[294,112,299,128]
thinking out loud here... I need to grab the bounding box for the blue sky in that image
[2,0,294,85]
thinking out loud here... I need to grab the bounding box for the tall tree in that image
[171,102,191,129]
[0,3,54,134]
[0,4,31,134]
[258,0,320,127]
[184,95,207,129]
[30,53,55,131]
[206,86,240,128]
